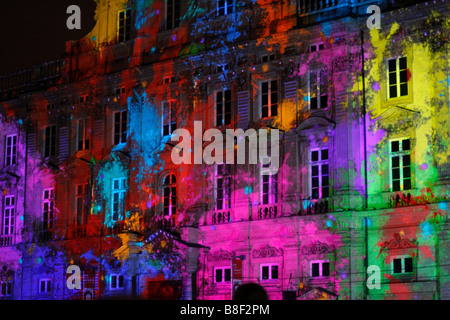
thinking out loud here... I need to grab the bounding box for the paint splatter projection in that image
[0,0,448,300]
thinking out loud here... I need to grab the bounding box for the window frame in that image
[3,195,15,235]
[112,178,126,221]
[0,281,12,297]
[44,125,57,158]
[310,260,330,278]
[309,148,329,199]
[39,278,51,294]
[389,137,412,192]
[163,174,177,216]
[216,164,232,210]
[308,69,328,110]
[217,0,235,16]
[215,89,232,127]
[260,263,279,281]
[76,184,89,226]
[77,118,90,151]
[387,56,408,100]
[117,8,132,43]
[260,79,278,119]
[166,0,181,30]
[162,100,178,137]
[391,255,414,275]
[5,134,17,166]
[214,266,232,284]
[110,274,124,290]
[260,161,278,205]
[42,188,54,230]
[113,110,127,146]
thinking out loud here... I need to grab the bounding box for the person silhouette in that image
[233,283,268,300]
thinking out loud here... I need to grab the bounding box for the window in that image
[0,281,12,297]
[310,43,324,53]
[118,9,132,42]
[163,174,176,216]
[43,189,54,230]
[311,261,330,277]
[5,135,17,166]
[388,57,408,99]
[261,264,278,280]
[216,90,232,127]
[309,70,328,110]
[76,184,89,226]
[214,267,231,283]
[166,0,181,30]
[216,164,231,210]
[217,0,235,16]
[261,54,275,63]
[261,163,278,205]
[79,95,89,103]
[115,87,126,96]
[77,118,90,151]
[164,76,175,84]
[114,111,127,145]
[392,256,413,274]
[110,275,124,290]
[44,126,56,158]
[390,138,411,192]
[261,80,278,118]
[310,149,329,199]
[112,178,126,221]
[3,196,15,235]
[39,279,51,293]
[162,101,177,136]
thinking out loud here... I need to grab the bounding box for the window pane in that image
[402,139,410,151]
[224,268,231,282]
[399,57,407,70]
[388,59,396,72]
[271,265,278,279]
[322,262,330,277]
[216,269,223,282]
[312,263,320,277]
[393,259,402,273]
[404,258,413,273]
[311,151,319,162]
[262,266,269,280]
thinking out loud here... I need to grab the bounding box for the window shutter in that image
[59,126,69,164]
[284,80,297,102]
[27,131,36,159]
[94,119,104,154]
[237,90,249,129]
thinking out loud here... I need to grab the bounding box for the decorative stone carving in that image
[252,244,283,258]
[302,241,330,255]
[207,249,236,261]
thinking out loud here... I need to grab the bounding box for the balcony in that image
[298,0,343,14]
[210,209,232,225]
[156,216,176,230]
[299,198,330,216]
[255,204,279,220]
[71,225,87,239]
[0,235,13,247]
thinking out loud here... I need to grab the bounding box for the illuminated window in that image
[261,162,278,205]
[261,80,278,118]
[217,0,235,16]
[390,138,411,192]
[310,148,329,199]
[44,125,56,157]
[162,101,177,136]
[76,184,89,226]
[39,279,51,293]
[216,90,232,127]
[113,111,127,145]
[214,267,231,283]
[118,9,132,42]
[309,70,328,110]
[311,260,330,277]
[77,118,90,151]
[261,264,278,280]
[3,196,15,235]
[112,178,126,221]
[0,281,12,297]
[5,134,17,166]
[163,174,176,216]
[388,57,408,99]
[43,189,54,230]
[392,256,413,274]
[110,275,124,290]
[216,164,231,210]
[166,0,181,30]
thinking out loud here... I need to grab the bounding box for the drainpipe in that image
[360,29,369,300]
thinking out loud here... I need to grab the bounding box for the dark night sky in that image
[0,0,96,75]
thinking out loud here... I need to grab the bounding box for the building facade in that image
[0,0,449,300]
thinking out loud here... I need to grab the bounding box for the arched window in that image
[163,174,176,216]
